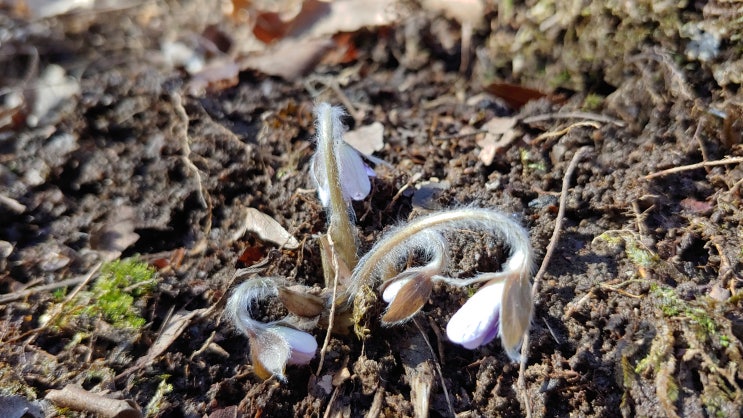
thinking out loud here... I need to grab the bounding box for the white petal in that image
[446,281,504,349]
[382,277,411,303]
[271,326,318,365]
[310,155,331,207]
[338,142,371,201]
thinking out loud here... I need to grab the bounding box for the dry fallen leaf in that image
[343,122,384,156]
[46,385,142,418]
[484,82,550,109]
[239,0,399,79]
[186,58,240,96]
[240,38,334,80]
[248,0,398,43]
[476,116,518,166]
[421,0,485,26]
[232,207,300,249]
[122,308,211,377]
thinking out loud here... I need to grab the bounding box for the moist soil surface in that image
[1,1,742,417]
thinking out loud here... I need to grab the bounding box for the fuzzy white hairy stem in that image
[345,208,533,301]
[226,278,318,381]
[314,103,358,270]
[345,207,534,360]
[379,229,449,298]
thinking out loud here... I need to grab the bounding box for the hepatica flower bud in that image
[311,103,373,207]
[446,281,504,349]
[226,278,319,381]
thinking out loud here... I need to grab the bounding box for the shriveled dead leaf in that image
[24,0,95,19]
[421,0,485,26]
[233,207,300,249]
[476,116,518,165]
[240,38,334,80]
[46,385,142,418]
[484,82,550,109]
[237,0,399,78]
[246,0,398,43]
[343,122,384,156]
[297,0,398,39]
[186,58,240,96]
[278,286,325,317]
[120,307,212,378]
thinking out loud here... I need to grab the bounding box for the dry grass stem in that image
[643,156,743,180]
[316,232,341,376]
[518,146,591,417]
[522,111,625,127]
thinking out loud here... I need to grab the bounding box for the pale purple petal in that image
[271,326,318,365]
[446,281,504,349]
[338,142,371,201]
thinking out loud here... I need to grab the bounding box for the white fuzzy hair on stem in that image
[310,102,372,272]
[226,278,318,381]
[344,207,534,361]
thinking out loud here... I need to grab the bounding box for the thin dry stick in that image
[6,262,103,344]
[522,111,625,127]
[643,156,743,180]
[532,146,591,298]
[316,233,341,376]
[170,92,207,209]
[322,385,342,418]
[171,92,213,253]
[413,318,456,418]
[532,121,601,144]
[0,275,87,304]
[517,146,591,417]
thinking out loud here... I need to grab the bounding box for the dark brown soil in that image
[1,1,742,417]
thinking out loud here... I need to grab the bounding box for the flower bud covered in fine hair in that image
[226,278,318,381]
[310,103,373,207]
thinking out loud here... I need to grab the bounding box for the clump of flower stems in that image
[227,103,535,381]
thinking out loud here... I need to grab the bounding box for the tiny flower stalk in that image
[344,208,534,361]
[311,103,374,281]
[226,278,320,381]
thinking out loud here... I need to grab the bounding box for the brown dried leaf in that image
[186,59,240,96]
[484,82,549,109]
[343,122,384,156]
[233,207,299,249]
[476,116,518,165]
[421,0,485,26]
[240,38,334,80]
[278,286,325,317]
[46,385,142,418]
[120,308,212,378]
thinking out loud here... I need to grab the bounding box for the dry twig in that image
[316,232,341,376]
[517,146,591,417]
[643,156,743,180]
[522,111,625,127]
